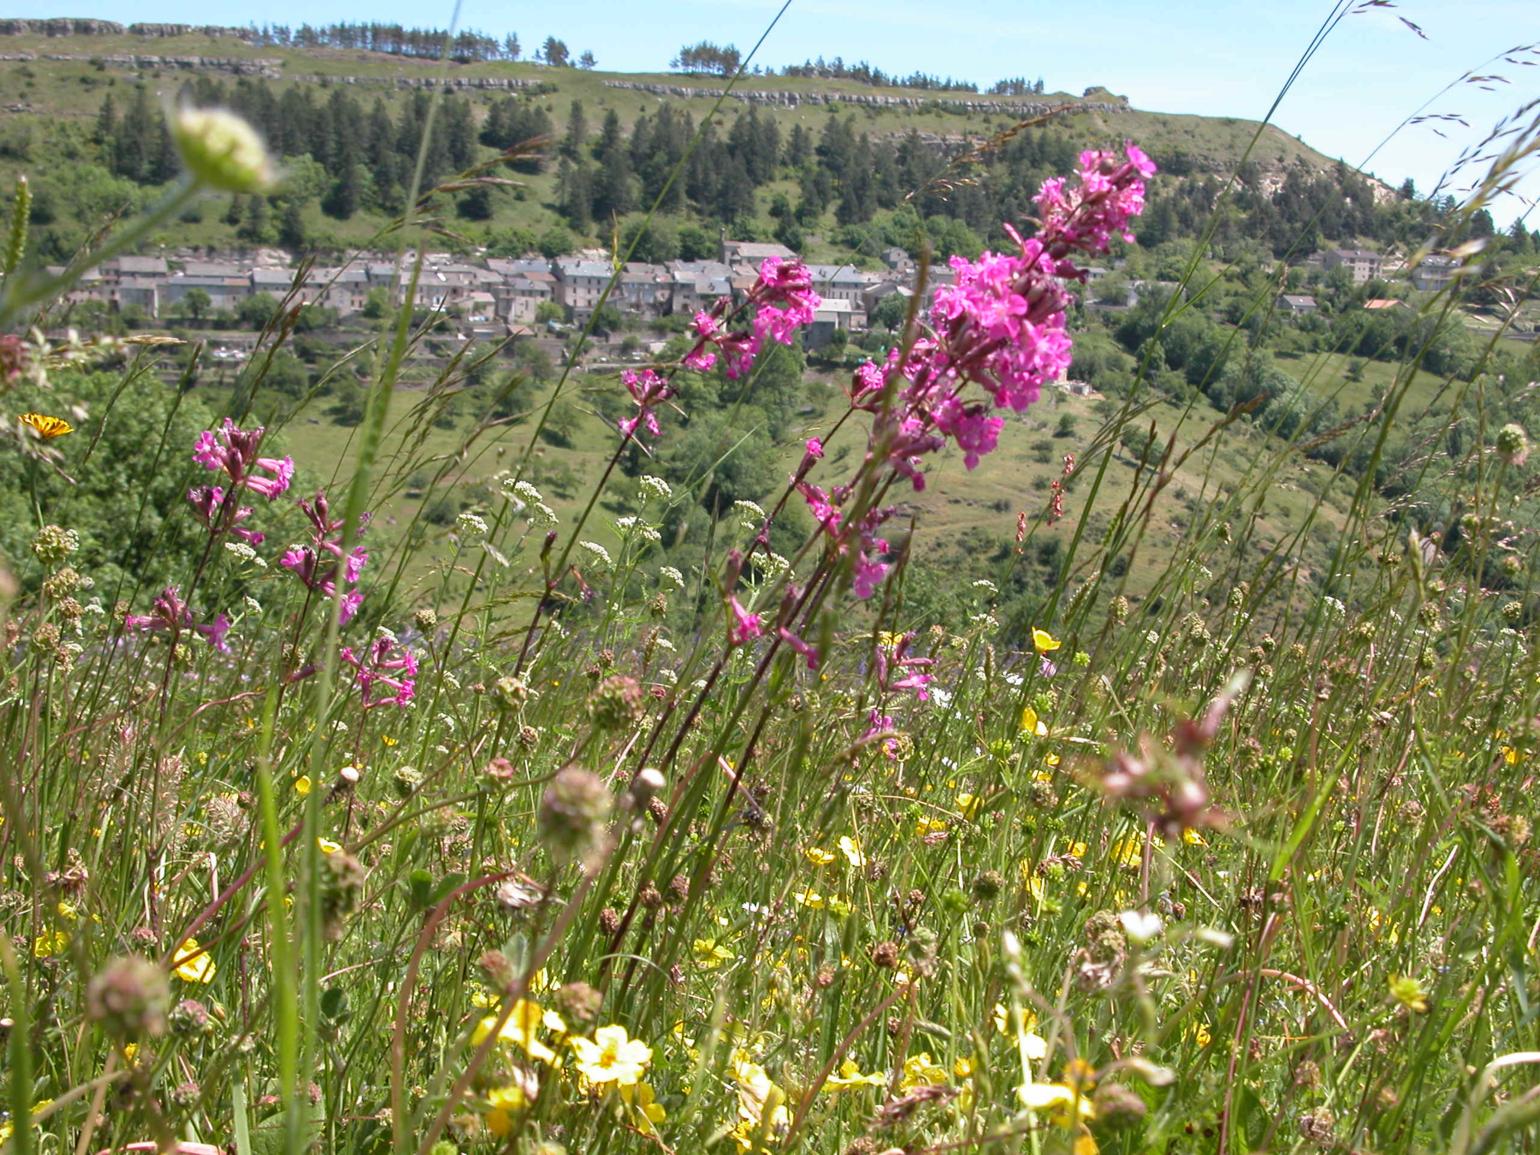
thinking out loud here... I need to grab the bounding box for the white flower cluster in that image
[456,512,489,538]
[639,475,672,502]
[733,499,767,530]
[578,541,613,568]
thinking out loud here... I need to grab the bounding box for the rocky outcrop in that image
[0,19,253,39]
[0,18,126,36]
[291,73,535,91]
[0,51,281,77]
[127,24,253,39]
[602,79,1127,117]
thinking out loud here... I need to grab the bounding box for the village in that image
[50,236,1471,353]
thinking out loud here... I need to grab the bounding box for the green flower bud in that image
[172,106,276,194]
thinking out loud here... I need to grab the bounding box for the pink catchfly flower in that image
[192,418,293,500]
[795,143,1154,598]
[279,490,370,623]
[619,368,675,439]
[680,257,822,382]
[123,586,231,652]
[341,633,417,709]
[186,485,265,545]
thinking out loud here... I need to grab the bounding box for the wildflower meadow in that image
[2,16,1540,1155]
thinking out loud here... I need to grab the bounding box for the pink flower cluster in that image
[682,257,821,380]
[280,491,370,625]
[187,485,264,545]
[0,334,27,384]
[801,143,1154,600]
[124,585,230,652]
[341,633,418,709]
[619,368,674,439]
[876,632,935,701]
[192,418,294,500]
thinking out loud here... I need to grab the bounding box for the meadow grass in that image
[2,23,1539,1155]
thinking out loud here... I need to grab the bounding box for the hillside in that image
[0,22,1356,260]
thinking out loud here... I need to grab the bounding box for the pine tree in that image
[277,199,308,250]
[94,94,117,149]
[557,158,594,231]
[561,100,588,160]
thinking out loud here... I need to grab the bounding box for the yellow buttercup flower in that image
[822,1059,886,1093]
[804,846,835,866]
[899,1052,948,1090]
[693,938,735,969]
[955,792,984,820]
[619,1080,666,1134]
[1032,628,1061,653]
[485,1079,534,1135]
[173,938,216,983]
[33,929,69,958]
[293,775,312,797]
[472,999,559,1065]
[1389,974,1429,1013]
[1018,1080,1095,1125]
[1021,706,1049,737]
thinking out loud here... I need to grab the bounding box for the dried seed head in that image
[537,765,612,864]
[86,956,170,1040]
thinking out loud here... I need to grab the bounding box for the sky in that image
[12,0,1539,225]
